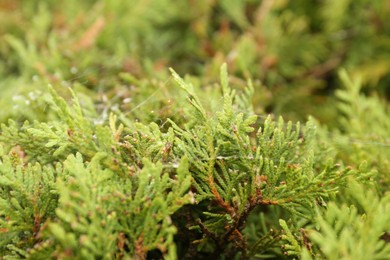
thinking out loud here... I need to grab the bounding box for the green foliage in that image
[2,0,390,123]
[44,153,192,259]
[0,64,361,259]
[0,151,57,258]
[304,181,390,259]
[333,70,390,192]
[1,1,390,259]
[0,85,194,258]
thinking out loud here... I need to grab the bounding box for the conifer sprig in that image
[167,64,359,257]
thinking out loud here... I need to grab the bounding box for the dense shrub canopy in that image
[0,1,389,259]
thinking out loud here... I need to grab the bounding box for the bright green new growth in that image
[305,181,390,260]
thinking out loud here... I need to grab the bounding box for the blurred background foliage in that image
[1,0,390,124]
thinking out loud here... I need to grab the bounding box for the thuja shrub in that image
[2,65,387,259]
[1,1,390,259]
